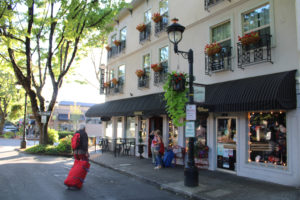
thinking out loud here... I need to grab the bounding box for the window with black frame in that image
[248,112,287,168]
[140,9,151,43]
[138,54,150,88]
[155,0,168,35]
[205,21,232,74]
[117,65,125,93]
[238,4,272,67]
[154,46,168,84]
[119,27,126,52]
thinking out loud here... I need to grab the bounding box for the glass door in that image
[216,117,237,171]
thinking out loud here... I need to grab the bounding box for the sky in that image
[43,48,106,104]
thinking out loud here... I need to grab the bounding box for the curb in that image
[90,159,206,200]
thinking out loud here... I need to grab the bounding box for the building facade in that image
[86,0,300,187]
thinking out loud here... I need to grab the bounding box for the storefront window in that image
[217,117,237,171]
[248,112,287,167]
[168,120,178,146]
[106,121,112,138]
[117,117,122,138]
[126,117,136,138]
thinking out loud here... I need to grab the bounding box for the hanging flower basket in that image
[111,78,118,85]
[135,69,144,78]
[152,13,162,23]
[171,72,186,92]
[151,63,162,72]
[238,32,260,46]
[205,42,222,56]
[113,40,121,46]
[105,45,111,51]
[136,23,146,32]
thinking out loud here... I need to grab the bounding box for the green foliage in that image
[25,135,72,155]
[58,131,74,139]
[3,132,15,138]
[47,128,59,145]
[163,71,188,127]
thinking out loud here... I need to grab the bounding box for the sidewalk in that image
[89,151,300,200]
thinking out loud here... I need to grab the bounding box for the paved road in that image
[0,139,189,200]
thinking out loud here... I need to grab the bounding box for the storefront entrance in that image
[216,117,237,172]
[148,116,163,157]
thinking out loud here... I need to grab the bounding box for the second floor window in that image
[144,9,151,25]
[109,69,114,81]
[143,54,150,77]
[159,0,168,16]
[212,21,231,49]
[159,46,169,71]
[120,27,126,42]
[242,4,270,36]
[118,65,125,84]
[111,34,117,46]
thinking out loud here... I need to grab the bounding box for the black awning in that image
[85,93,166,117]
[204,70,297,112]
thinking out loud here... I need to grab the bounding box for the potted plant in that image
[136,23,146,32]
[205,42,222,56]
[152,12,162,23]
[111,78,118,85]
[103,81,110,88]
[135,69,145,78]
[113,40,121,46]
[171,72,186,91]
[105,45,111,51]
[137,131,144,159]
[163,71,188,127]
[238,32,260,46]
[151,63,162,72]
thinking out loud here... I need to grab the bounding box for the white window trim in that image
[144,9,152,25]
[120,27,127,41]
[238,0,276,47]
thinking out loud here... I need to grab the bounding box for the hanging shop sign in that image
[186,104,196,120]
[193,85,205,103]
[185,121,195,137]
[134,111,143,116]
[197,106,209,112]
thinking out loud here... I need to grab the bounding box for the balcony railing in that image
[154,61,168,85]
[204,0,230,11]
[107,40,126,60]
[113,80,124,94]
[139,23,151,44]
[138,75,149,88]
[154,14,168,36]
[205,46,232,75]
[237,34,272,69]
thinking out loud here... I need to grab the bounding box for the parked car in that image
[3,122,18,133]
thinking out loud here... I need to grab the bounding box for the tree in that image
[0,0,127,144]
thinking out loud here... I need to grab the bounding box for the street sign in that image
[186,104,196,121]
[185,121,195,137]
[194,85,205,103]
[41,115,47,123]
[39,111,51,116]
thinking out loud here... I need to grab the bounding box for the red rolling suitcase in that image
[64,159,90,189]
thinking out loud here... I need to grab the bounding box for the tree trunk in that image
[0,114,5,135]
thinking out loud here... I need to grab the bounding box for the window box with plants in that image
[136,23,146,32]
[152,13,162,23]
[205,42,222,57]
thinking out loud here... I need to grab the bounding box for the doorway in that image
[148,116,163,157]
[216,117,237,172]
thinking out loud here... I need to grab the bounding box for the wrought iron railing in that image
[204,0,230,11]
[107,40,126,60]
[138,75,149,88]
[113,80,124,94]
[154,61,168,85]
[154,14,168,36]
[237,34,273,69]
[139,23,151,44]
[205,46,232,75]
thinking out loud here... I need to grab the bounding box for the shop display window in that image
[248,112,287,167]
[126,117,136,138]
[217,118,237,171]
[168,120,178,147]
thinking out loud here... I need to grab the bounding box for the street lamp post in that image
[167,18,198,187]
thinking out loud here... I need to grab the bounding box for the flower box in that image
[205,42,221,56]
[136,23,146,32]
[113,40,121,46]
[111,78,118,85]
[171,72,186,92]
[238,32,260,46]
[105,46,111,51]
[152,13,162,23]
[135,69,145,77]
[151,63,162,72]
[103,82,110,88]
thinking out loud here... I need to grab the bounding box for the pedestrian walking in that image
[64,126,90,190]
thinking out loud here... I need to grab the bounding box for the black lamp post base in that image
[20,140,27,149]
[184,166,199,187]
